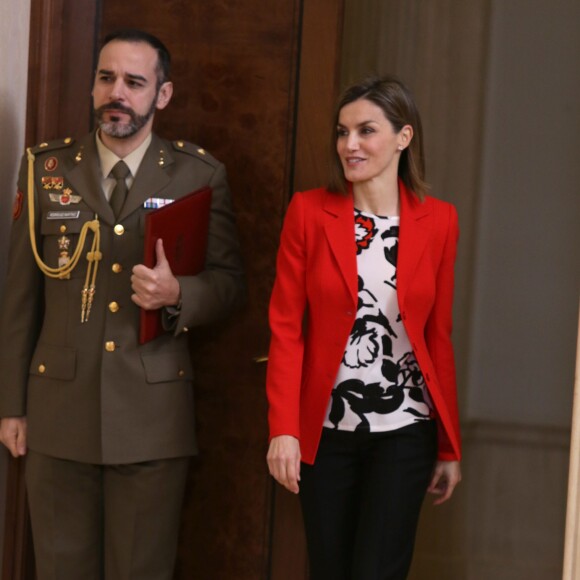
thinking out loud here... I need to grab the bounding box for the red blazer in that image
[266,182,461,465]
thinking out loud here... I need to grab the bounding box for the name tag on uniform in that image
[46,210,80,220]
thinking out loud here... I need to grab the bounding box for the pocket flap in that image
[141,350,193,383]
[29,344,76,380]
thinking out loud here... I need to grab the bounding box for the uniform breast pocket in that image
[40,210,95,278]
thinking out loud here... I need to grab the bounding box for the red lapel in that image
[322,189,358,308]
[397,179,432,309]
[321,181,432,311]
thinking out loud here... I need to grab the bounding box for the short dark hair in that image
[102,29,171,87]
[328,75,429,200]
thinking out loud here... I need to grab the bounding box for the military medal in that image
[42,176,64,190]
[44,157,58,172]
[57,235,71,278]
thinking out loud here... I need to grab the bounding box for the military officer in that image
[0,29,245,580]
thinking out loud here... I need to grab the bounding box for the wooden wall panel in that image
[26,0,99,144]
[99,3,302,578]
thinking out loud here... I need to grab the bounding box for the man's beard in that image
[94,96,157,139]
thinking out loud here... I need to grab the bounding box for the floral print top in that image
[323,210,434,432]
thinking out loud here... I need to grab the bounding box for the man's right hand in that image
[0,417,27,457]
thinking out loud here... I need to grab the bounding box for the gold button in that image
[176,141,184,148]
[39,142,48,148]
[114,224,125,236]
[112,263,122,274]
[109,302,119,313]
[60,224,67,233]
[182,326,189,333]
[197,148,205,155]
[105,341,116,352]
[64,137,72,144]
[38,364,46,374]
[178,370,185,377]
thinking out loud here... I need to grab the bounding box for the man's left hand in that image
[131,238,181,310]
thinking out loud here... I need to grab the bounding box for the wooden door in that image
[2,1,343,578]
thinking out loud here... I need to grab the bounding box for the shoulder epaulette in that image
[171,140,219,166]
[30,137,75,156]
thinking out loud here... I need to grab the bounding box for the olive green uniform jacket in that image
[0,132,245,464]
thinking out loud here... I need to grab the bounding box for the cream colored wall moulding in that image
[563,297,580,580]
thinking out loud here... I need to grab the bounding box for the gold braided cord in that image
[26,148,102,322]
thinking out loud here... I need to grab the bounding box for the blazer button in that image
[182,326,189,333]
[105,341,116,352]
[178,370,185,378]
[114,224,125,236]
[109,301,120,313]
[38,364,46,374]
[59,225,67,234]
[112,263,123,274]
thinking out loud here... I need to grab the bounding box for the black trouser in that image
[299,421,437,580]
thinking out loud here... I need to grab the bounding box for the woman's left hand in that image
[427,460,462,505]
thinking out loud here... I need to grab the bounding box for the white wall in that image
[467,0,580,427]
[0,3,31,277]
[0,0,32,565]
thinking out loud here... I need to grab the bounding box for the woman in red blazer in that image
[266,76,461,579]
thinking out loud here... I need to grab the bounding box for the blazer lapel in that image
[323,190,358,307]
[118,134,173,221]
[397,180,432,309]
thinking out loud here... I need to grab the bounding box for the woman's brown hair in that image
[328,75,429,200]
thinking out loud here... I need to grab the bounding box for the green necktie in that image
[110,160,130,218]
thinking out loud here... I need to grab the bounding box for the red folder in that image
[139,186,212,344]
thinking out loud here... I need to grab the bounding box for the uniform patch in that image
[44,157,58,172]
[12,190,23,221]
[49,188,82,205]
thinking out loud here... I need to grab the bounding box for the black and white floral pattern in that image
[324,210,433,432]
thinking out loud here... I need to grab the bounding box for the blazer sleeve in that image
[425,203,461,461]
[266,191,307,440]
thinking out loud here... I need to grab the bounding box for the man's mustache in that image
[95,102,136,118]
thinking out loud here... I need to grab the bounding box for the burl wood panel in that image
[100,2,302,578]
[26,0,99,145]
